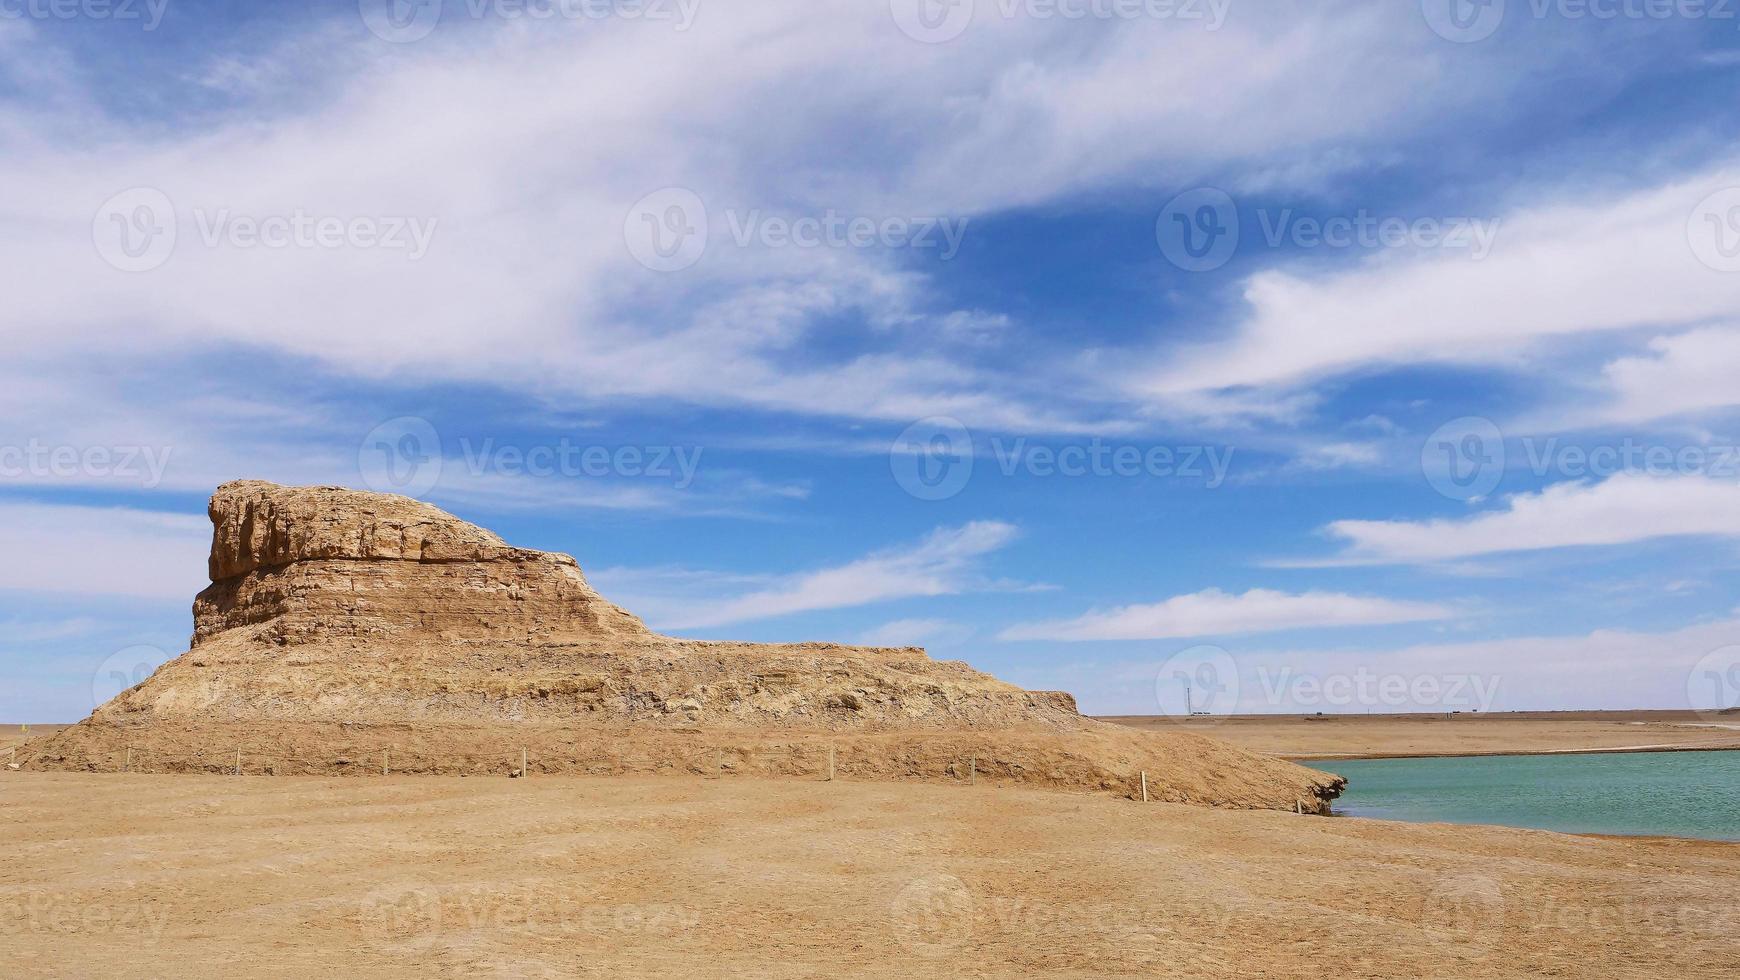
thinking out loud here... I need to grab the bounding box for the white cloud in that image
[0,503,209,599]
[606,521,1022,630]
[999,587,1452,641]
[0,616,100,644]
[1020,615,1740,715]
[1322,472,1740,565]
[856,617,973,647]
[0,3,1614,438]
[1587,327,1740,426]
[1138,169,1740,413]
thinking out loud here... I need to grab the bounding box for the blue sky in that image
[7,0,1740,720]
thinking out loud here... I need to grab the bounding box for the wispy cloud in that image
[0,616,100,644]
[604,521,1023,630]
[0,502,208,599]
[1318,473,1740,565]
[1052,615,1740,715]
[999,587,1452,641]
[856,617,974,648]
[1138,168,1740,425]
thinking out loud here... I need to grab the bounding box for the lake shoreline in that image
[1103,710,1740,761]
[1286,742,1740,762]
[1312,750,1740,843]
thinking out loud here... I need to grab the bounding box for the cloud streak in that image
[1000,587,1452,641]
[607,521,1023,630]
[1321,473,1740,565]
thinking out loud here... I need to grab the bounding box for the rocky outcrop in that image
[26,481,1344,812]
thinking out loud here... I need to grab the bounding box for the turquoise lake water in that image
[1310,750,1740,841]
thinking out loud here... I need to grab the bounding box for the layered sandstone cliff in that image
[26,481,1344,812]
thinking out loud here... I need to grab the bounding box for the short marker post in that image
[521,747,528,778]
[125,746,132,773]
[383,749,390,777]
[969,755,976,786]
[1140,771,1148,803]
[826,744,835,782]
[235,747,242,776]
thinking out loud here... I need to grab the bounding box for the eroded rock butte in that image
[27,481,1344,811]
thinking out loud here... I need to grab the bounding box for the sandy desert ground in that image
[2,770,1736,979]
[1103,710,1740,759]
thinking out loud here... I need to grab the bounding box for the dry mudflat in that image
[2,771,1736,979]
[1103,710,1740,760]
